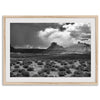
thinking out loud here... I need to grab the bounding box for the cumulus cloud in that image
[38,23,91,47]
[38,27,73,47]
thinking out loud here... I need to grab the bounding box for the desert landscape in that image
[10,42,91,77]
[10,22,91,77]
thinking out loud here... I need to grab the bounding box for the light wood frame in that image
[3,15,98,85]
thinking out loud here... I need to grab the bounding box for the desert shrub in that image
[13,68,19,72]
[23,60,27,64]
[78,65,82,68]
[22,71,30,77]
[37,61,43,65]
[84,72,91,77]
[82,63,86,67]
[74,71,82,75]
[71,64,76,68]
[43,68,50,74]
[75,65,83,71]
[23,60,32,65]
[38,70,43,75]
[48,75,54,77]
[58,71,66,77]
[73,60,77,62]
[87,61,91,65]
[63,61,68,65]
[64,63,67,65]
[38,71,48,77]
[54,59,58,62]
[27,61,32,64]
[42,73,48,77]
[16,61,20,64]
[27,67,34,71]
[44,65,52,69]
[58,67,66,71]
[38,68,50,75]
[60,62,64,65]
[50,61,56,65]
[66,69,72,74]
[23,65,29,68]
[46,70,50,74]
[83,67,91,72]
[18,69,25,73]
[68,60,74,64]
[53,65,59,68]
[73,70,84,77]
[10,72,14,77]
[46,61,53,66]
[64,65,70,69]
[14,65,19,68]
[16,61,23,65]
[19,62,23,66]
[17,73,23,77]
[71,74,76,77]
[51,65,55,68]
[10,63,13,66]
[51,68,57,71]
[32,74,39,77]
[79,60,85,65]
[76,66,83,71]
[60,61,67,65]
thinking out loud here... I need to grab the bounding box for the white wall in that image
[0,0,99,100]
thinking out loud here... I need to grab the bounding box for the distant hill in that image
[45,42,91,54]
[47,42,64,50]
[46,42,65,54]
[46,42,90,54]
[64,42,91,54]
[10,42,91,54]
[10,45,46,53]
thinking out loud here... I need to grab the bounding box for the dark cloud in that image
[65,23,71,25]
[71,23,75,25]
[39,23,91,47]
[70,31,81,38]
[10,23,60,48]
[65,23,75,25]
[81,34,91,39]
[70,24,91,41]
[11,23,91,48]
[80,38,88,41]
[59,26,66,31]
[77,24,91,33]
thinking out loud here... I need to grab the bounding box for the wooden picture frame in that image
[3,15,98,85]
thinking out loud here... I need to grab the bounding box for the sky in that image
[10,22,91,49]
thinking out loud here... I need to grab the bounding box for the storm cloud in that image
[10,23,60,48]
[38,23,91,47]
[11,22,91,49]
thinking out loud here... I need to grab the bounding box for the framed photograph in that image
[3,16,98,85]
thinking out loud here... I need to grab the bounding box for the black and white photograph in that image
[10,22,91,77]
[3,16,98,85]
